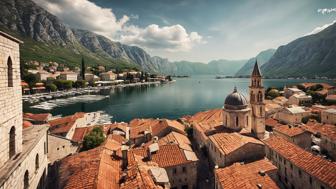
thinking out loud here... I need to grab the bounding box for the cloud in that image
[33,0,203,52]
[120,24,204,51]
[305,20,336,36]
[317,8,336,15]
[33,0,128,39]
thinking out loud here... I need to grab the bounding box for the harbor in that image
[22,81,166,104]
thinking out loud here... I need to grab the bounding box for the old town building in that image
[207,132,265,167]
[303,121,336,161]
[273,124,311,150]
[321,108,336,125]
[215,159,280,189]
[0,31,48,189]
[288,93,312,106]
[264,136,336,189]
[275,106,310,124]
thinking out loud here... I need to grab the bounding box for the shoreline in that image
[22,81,174,104]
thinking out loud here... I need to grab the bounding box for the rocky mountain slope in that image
[235,49,275,76]
[0,0,166,72]
[261,23,336,78]
[157,59,247,76]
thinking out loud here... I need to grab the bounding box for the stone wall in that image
[48,135,79,164]
[0,34,22,167]
[166,162,197,189]
[0,129,48,189]
[321,110,336,125]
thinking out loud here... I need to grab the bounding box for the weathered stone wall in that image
[48,135,79,164]
[1,130,48,189]
[166,161,197,189]
[321,110,336,125]
[0,34,22,166]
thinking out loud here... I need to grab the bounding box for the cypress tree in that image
[81,56,85,80]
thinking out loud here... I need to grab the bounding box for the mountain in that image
[157,59,247,76]
[261,23,336,78]
[235,49,276,76]
[0,0,167,72]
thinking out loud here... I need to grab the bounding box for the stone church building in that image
[0,31,48,189]
[223,62,265,139]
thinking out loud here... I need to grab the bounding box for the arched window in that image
[246,116,249,126]
[258,91,263,102]
[260,107,263,116]
[35,154,39,171]
[7,57,13,87]
[236,117,239,127]
[225,115,228,126]
[9,126,16,158]
[24,170,29,189]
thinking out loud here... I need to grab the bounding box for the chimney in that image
[147,143,159,161]
[121,144,129,170]
[258,170,265,176]
[145,129,152,142]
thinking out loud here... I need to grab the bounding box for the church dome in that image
[224,87,248,110]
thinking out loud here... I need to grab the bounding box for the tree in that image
[23,73,39,87]
[46,83,57,92]
[82,127,105,151]
[54,80,73,90]
[74,80,87,88]
[266,88,280,99]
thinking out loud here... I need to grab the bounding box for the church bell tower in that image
[249,61,265,139]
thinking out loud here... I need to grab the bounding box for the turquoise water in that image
[23,76,333,122]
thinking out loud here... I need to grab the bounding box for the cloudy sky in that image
[34,0,336,62]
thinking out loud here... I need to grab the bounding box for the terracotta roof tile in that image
[209,132,264,155]
[265,118,280,128]
[130,144,195,168]
[273,125,307,137]
[49,112,85,135]
[215,159,279,189]
[187,109,223,133]
[72,127,90,143]
[23,121,33,129]
[158,132,192,151]
[264,136,336,188]
[23,113,51,122]
[302,122,336,141]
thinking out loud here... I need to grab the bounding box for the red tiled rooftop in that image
[326,95,336,101]
[59,137,122,189]
[209,132,264,155]
[23,113,51,122]
[130,144,194,168]
[265,118,280,128]
[23,121,33,129]
[215,159,279,189]
[72,127,90,143]
[303,122,336,141]
[264,136,336,188]
[273,125,306,137]
[187,109,223,133]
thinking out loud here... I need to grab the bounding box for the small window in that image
[7,57,13,87]
[309,177,312,185]
[173,168,177,174]
[321,186,325,189]
[35,154,39,171]
[299,170,302,177]
[182,166,187,173]
[24,170,29,189]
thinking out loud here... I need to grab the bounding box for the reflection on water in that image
[24,76,333,122]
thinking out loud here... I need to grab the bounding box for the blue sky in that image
[34,0,336,62]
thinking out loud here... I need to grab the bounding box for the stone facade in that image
[0,32,23,166]
[321,109,336,125]
[47,135,79,164]
[0,31,48,189]
[222,108,250,131]
[249,62,266,139]
[166,162,197,189]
